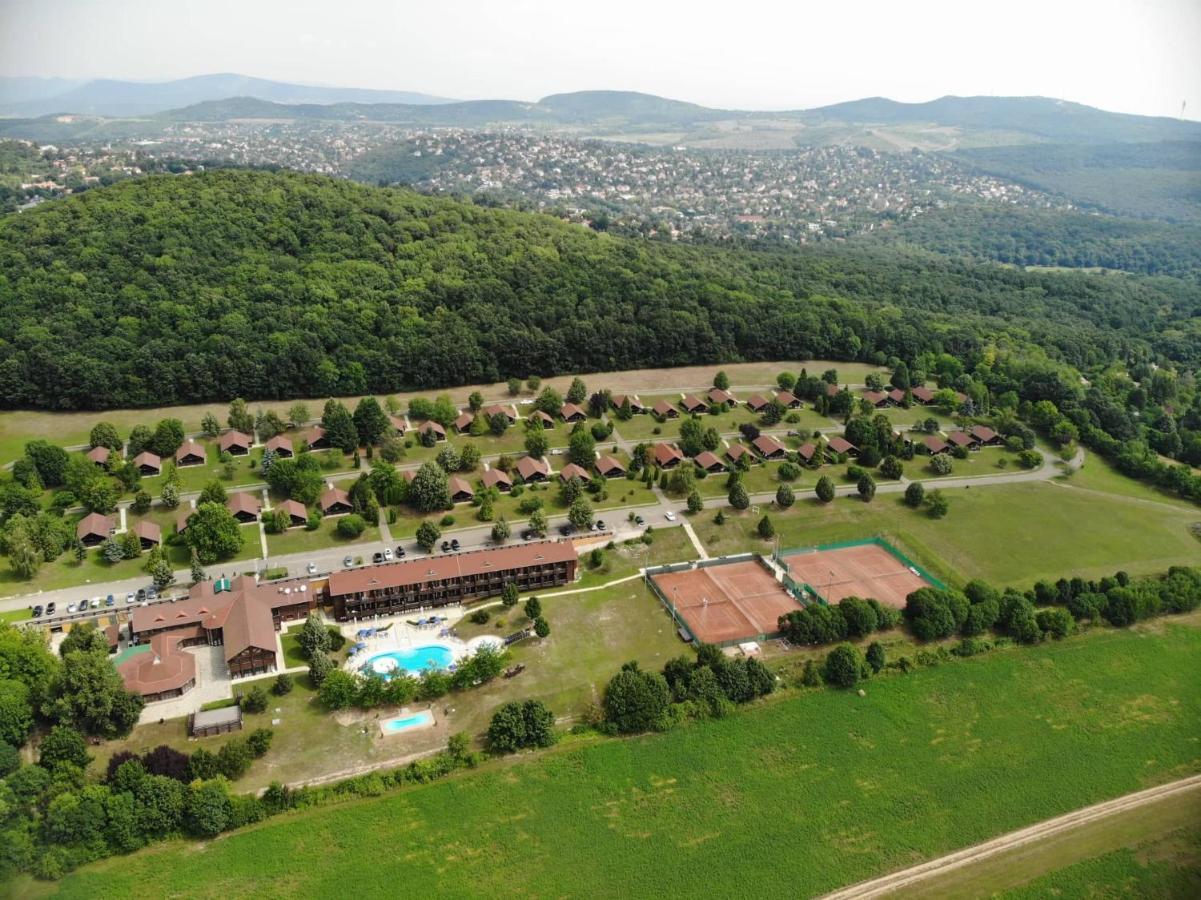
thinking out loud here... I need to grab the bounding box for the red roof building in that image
[218,430,252,455]
[652,400,678,418]
[133,519,161,549]
[680,394,707,414]
[320,487,353,515]
[726,443,750,463]
[745,394,769,412]
[752,434,786,459]
[133,450,162,475]
[76,512,115,546]
[560,402,587,423]
[653,443,685,468]
[482,468,513,491]
[776,390,801,408]
[694,451,726,473]
[264,434,294,458]
[516,456,550,482]
[175,441,207,466]
[448,476,474,503]
[226,492,262,523]
[86,445,110,466]
[596,456,626,477]
[827,436,859,456]
[925,436,950,455]
[557,462,591,483]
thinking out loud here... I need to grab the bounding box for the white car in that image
[665,511,677,522]
[90,596,102,609]
[67,602,77,614]
[125,593,136,604]
[383,548,394,561]
[307,562,317,575]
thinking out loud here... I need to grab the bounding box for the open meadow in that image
[44,617,1201,899]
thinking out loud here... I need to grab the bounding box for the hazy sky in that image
[1,0,1198,118]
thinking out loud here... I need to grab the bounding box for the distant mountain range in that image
[0,73,451,117]
[2,75,1200,149]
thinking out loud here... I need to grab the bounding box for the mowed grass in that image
[692,481,1201,589]
[49,619,1201,899]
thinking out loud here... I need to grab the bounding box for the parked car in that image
[343,556,354,568]
[520,530,535,540]
[45,602,55,616]
[92,596,103,609]
[125,593,135,604]
[307,562,317,575]
[383,548,393,561]
[146,587,157,601]
[67,602,77,614]
[395,546,406,558]
[136,588,146,602]
[665,511,677,522]
[595,520,607,531]
[31,605,43,618]
[558,524,575,536]
[372,551,384,564]
[450,539,460,551]
[105,595,116,607]
[634,515,645,525]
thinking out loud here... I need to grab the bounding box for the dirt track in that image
[820,773,1201,899]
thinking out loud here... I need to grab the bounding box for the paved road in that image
[2,410,1076,619]
[820,773,1201,899]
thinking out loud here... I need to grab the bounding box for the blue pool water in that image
[362,645,454,678]
[381,710,435,733]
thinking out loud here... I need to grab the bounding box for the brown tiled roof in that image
[483,404,515,421]
[327,541,577,597]
[454,412,475,431]
[707,387,734,404]
[611,395,644,411]
[304,425,326,447]
[227,492,262,517]
[925,436,949,453]
[653,443,684,466]
[218,430,252,452]
[418,420,446,437]
[220,592,277,663]
[681,394,706,411]
[320,487,351,511]
[560,402,586,420]
[911,386,935,403]
[798,442,817,461]
[558,463,591,482]
[746,394,769,411]
[948,431,977,447]
[597,455,626,475]
[482,468,512,489]
[516,456,549,479]
[388,415,407,433]
[864,391,888,406]
[133,450,162,471]
[86,445,110,464]
[970,425,999,442]
[694,451,725,471]
[133,520,161,544]
[76,512,114,541]
[118,633,196,697]
[753,435,785,456]
[776,390,799,407]
[887,388,906,403]
[726,443,749,460]
[175,440,206,463]
[825,382,841,397]
[652,400,676,417]
[265,434,294,455]
[828,437,857,454]
[531,410,554,425]
[279,499,308,521]
[448,476,474,499]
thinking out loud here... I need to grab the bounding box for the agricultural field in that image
[690,479,1201,589]
[47,618,1201,898]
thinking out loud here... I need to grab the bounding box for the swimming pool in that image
[362,645,455,678]
[380,709,435,734]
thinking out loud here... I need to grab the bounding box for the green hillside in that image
[0,169,1197,410]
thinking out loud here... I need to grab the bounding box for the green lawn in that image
[1058,454,1201,512]
[279,631,308,669]
[265,518,381,560]
[51,619,1201,898]
[692,481,1201,589]
[914,446,1031,480]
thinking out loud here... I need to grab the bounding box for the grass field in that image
[47,618,1201,898]
[692,481,1201,588]
[894,785,1201,898]
[265,517,381,560]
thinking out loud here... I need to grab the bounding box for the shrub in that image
[865,641,886,673]
[486,699,557,754]
[240,685,268,714]
[336,514,367,539]
[272,673,294,696]
[822,644,869,688]
[469,609,491,625]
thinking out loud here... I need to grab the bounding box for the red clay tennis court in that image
[651,561,801,645]
[782,543,932,608]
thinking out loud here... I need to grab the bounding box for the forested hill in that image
[0,169,1196,410]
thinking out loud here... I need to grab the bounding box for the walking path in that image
[820,774,1201,899]
[681,522,709,560]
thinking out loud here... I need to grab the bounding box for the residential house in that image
[653,443,685,469]
[797,442,818,464]
[304,425,330,450]
[133,520,161,550]
[708,387,735,407]
[557,462,591,483]
[924,436,950,455]
[264,434,294,458]
[948,431,980,451]
[752,434,786,460]
[482,468,513,492]
[776,390,801,408]
[530,410,555,429]
[453,411,476,433]
[226,493,262,523]
[449,476,475,503]
[320,487,353,515]
[218,430,252,456]
[175,441,206,467]
[970,425,1002,446]
[133,451,162,476]
[725,443,751,465]
[653,400,679,419]
[516,456,550,482]
[596,456,627,478]
[745,394,770,413]
[76,512,115,547]
[826,436,859,459]
[278,499,308,528]
[86,445,110,467]
[559,402,587,423]
[418,420,447,442]
[680,394,707,414]
[694,451,726,474]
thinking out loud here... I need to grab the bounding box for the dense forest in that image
[0,169,1198,410]
[864,205,1201,280]
[955,141,1201,223]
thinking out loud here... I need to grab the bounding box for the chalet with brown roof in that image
[278,499,308,528]
[776,390,801,408]
[86,445,110,467]
[218,430,252,456]
[948,431,980,450]
[175,441,206,466]
[132,450,162,476]
[970,425,1001,446]
[746,394,769,412]
[611,395,645,413]
[326,541,578,620]
[652,400,678,419]
[559,402,587,423]
[726,443,750,464]
[925,436,950,455]
[388,414,407,434]
[911,386,936,404]
[863,391,889,408]
[448,476,475,503]
[482,467,513,492]
[680,394,707,414]
[694,451,726,474]
[557,463,591,483]
[483,404,517,424]
[304,425,330,450]
[264,434,294,458]
[418,420,447,442]
[707,387,735,406]
[797,442,818,463]
[887,388,907,406]
[752,434,786,460]
[516,456,550,482]
[653,443,685,469]
[320,487,353,515]
[226,492,262,523]
[530,410,554,429]
[118,633,196,702]
[827,436,859,458]
[596,456,626,478]
[76,512,114,547]
[453,411,476,433]
[176,509,193,534]
[133,520,161,550]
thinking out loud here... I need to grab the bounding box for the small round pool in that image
[362,645,454,678]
